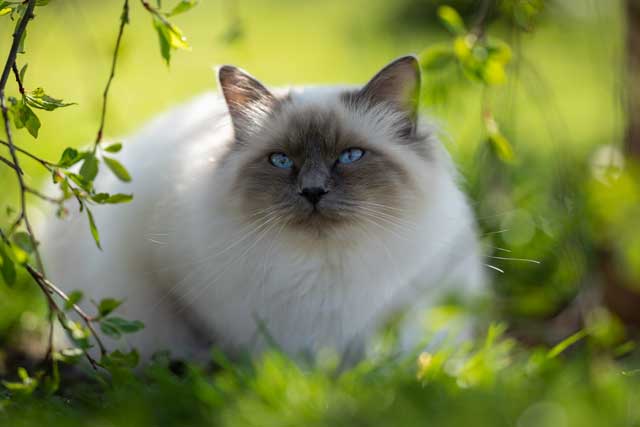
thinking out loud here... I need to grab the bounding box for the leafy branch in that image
[1,0,199,381]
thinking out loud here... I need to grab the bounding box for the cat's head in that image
[217,56,439,238]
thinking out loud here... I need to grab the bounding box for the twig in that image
[93,0,129,152]
[25,264,107,358]
[11,63,25,95]
[0,140,56,171]
[0,154,22,174]
[471,0,492,38]
[25,186,64,204]
[0,0,42,274]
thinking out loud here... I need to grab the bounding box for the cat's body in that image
[41,57,485,361]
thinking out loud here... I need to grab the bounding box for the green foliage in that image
[0,326,637,427]
[99,316,145,339]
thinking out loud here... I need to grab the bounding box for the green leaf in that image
[79,155,99,182]
[18,63,27,82]
[105,193,133,204]
[151,14,190,65]
[484,113,515,163]
[97,298,123,317]
[102,349,140,369]
[437,5,466,35]
[57,147,85,168]
[12,231,35,254]
[168,0,198,17]
[100,317,144,339]
[2,367,38,396]
[92,192,134,204]
[53,348,84,364]
[0,245,17,286]
[103,156,131,182]
[104,142,122,153]
[100,320,121,339]
[86,208,101,250]
[63,319,91,349]
[547,330,588,359]
[10,98,41,138]
[109,317,145,333]
[64,290,83,310]
[420,44,457,72]
[24,88,76,111]
[65,172,92,192]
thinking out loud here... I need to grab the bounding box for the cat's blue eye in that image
[338,148,364,165]
[269,152,294,169]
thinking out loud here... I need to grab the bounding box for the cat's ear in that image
[217,65,277,140]
[357,55,421,123]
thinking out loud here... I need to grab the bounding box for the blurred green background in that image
[1,0,639,425]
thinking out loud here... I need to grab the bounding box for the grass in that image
[1,324,639,427]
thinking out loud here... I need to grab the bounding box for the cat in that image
[41,55,486,362]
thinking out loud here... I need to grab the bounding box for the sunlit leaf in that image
[484,112,515,163]
[168,0,198,17]
[151,14,190,65]
[53,348,84,364]
[437,5,466,35]
[25,87,76,111]
[547,330,587,359]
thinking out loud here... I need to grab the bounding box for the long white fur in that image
[39,86,485,361]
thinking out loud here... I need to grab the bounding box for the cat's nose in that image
[300,187,328,205]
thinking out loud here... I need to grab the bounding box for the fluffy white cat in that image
[41,55,485,361]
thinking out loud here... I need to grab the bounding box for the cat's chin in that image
[285,207,354,236]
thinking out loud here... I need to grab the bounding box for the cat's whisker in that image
[485,264,505,274]
[483,229,509,235]
[354,205,417,230]
[152,213,285,309]
[179,217,283,310]
[488,255,541,264]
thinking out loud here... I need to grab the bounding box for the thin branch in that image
[25,264,107,358]
[0,140,56,171]
[0,0,42,274]
[93,0,129,152]
[11,63,25,95]
[25,186,64,204]
[471,0,492,38]
[0,154,22,174]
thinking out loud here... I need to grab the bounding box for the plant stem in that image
[0,140,56,171]
[93,0,130,153]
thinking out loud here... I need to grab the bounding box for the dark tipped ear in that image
[358,55,421,123]
[217,65,277,139]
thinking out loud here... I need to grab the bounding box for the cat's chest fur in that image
[146,122,478,356]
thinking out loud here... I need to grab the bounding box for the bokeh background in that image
[0,0,640,427]
[0,1,639,425]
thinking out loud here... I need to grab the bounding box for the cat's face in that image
[218,56,431,237]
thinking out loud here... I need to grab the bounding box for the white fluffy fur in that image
[40,86,485,361]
